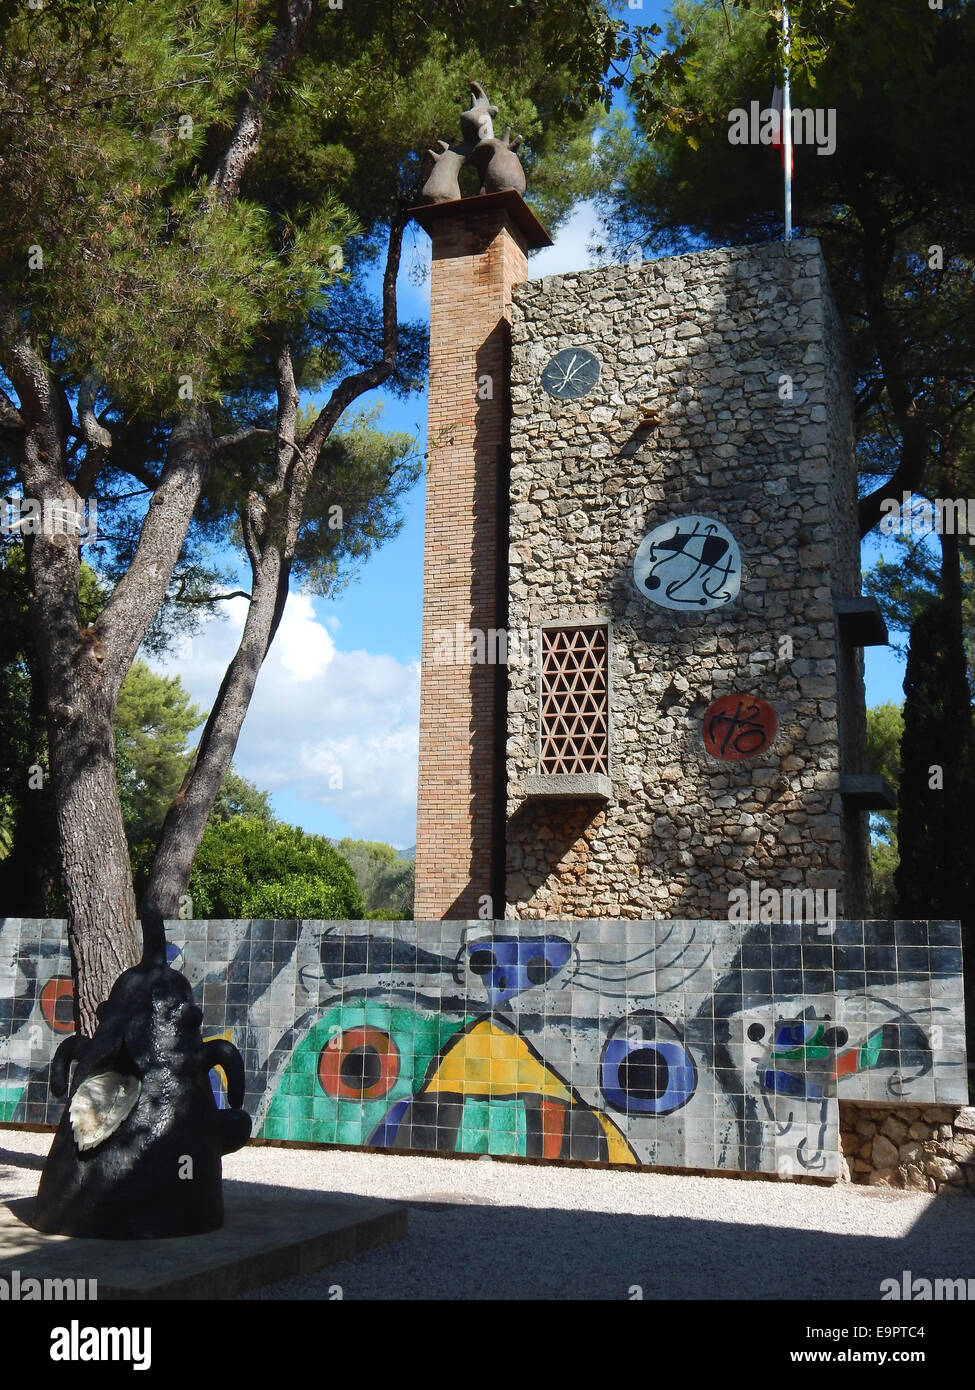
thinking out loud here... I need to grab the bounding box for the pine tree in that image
[0,1,628,1029]
[895,599,975,919]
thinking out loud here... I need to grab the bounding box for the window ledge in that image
[524,773,613,801]
[836,597,889,648]
[840,773,896,810]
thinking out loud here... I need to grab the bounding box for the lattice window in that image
[538,626,609,774]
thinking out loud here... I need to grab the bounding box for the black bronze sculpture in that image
[32,907,250,1238]
[421,81,526,203]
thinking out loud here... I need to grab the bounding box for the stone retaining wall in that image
[840,1103,975,1194]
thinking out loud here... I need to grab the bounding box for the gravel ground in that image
[3,1128,974,1300]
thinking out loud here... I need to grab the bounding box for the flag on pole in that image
[771,86,794,176]
[781,2,794,240]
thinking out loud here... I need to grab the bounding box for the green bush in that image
[242,873,350,920]
[188,816,363,919]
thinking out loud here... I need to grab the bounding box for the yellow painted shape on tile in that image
[594,1108,639,1166]
[423,1019,572,1102]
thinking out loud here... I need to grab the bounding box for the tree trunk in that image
[17,475,142,1034]
[49,698,141,1036]
[5,337,139,1032]
[145,213,409,918]
[0,647,63,916]
[937,417,963,641]
[7,339,214,1032]
[145,546,288,918]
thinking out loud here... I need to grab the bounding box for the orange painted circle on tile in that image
[40,976,75,1033]
[318,1027,399,1100]
[702,694,777,761]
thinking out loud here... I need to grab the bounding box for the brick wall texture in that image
[414,207,527,918]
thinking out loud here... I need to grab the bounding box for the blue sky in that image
[151,2,911,849]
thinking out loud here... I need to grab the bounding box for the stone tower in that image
[410,81,888,924]
[503,240,889,920]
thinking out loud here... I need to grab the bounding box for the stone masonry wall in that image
[839,1102,975,1195]
[505,239,870,920]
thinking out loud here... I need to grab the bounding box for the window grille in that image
[538,626,609,775]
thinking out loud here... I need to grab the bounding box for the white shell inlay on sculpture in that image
[69,1071,142,1152]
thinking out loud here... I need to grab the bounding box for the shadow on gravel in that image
[0,1145,46,1172]
[5,1150,973,1301]
[240,1193,975,1301]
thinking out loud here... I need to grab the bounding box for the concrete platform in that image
[0,1181,407,1299]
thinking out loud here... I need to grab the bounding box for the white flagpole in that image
[783,3,793,240]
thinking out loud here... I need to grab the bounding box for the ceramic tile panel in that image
[0,917,966,1179]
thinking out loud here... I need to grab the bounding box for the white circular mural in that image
[633,515,741,610]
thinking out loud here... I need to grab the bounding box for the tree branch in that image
[177,588,252,604]
[76,378,113,453]
[3,336,63,492]
[212,423,310,466]
[209,0,315,208]
[73,381,112,497]
[303,204,411,465]
[240,494,264,572]
[213,425,265,451]
[0,385,22,432]
[73,386,115,499]
[272,341,300,491]
[96,408,214,691]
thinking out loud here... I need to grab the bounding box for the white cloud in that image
[276,592,335,680]
[399,196,609,290]
[150,594,419,845]
[529,200,607,279]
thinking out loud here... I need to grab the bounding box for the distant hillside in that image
[326,837,414,916]
[327,836,414,861]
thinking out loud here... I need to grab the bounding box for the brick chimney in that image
[412,192,551,920]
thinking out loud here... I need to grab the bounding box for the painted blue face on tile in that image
[466,937,572,1006]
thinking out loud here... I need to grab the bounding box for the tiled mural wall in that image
[0,917,966,1179]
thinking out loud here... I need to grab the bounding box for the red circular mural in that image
[702,695,777,761]
[318,1027,399,1101]
[40,976,75,1033]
